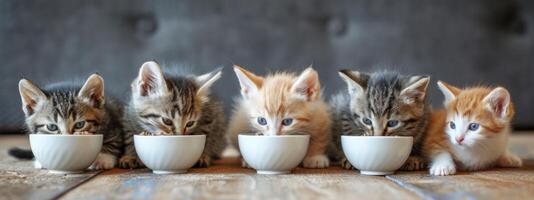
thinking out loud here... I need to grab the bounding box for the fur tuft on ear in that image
[291,67,321,101]
[437,81,461,106]
[483,87,513,120]
[233,65,264,100]
[136,61,168,97]
[18,79,46,116]
[338,70,368,98]
[195,67,223,103]
[78,74,105,108]
[400,76,430,104]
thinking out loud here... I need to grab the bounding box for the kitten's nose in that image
[455,135,465,144]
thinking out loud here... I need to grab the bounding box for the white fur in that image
[89,153,117,170]
[430,152,456,176]
[302,154,329,168]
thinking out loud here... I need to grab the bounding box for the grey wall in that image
[1,0,533,132]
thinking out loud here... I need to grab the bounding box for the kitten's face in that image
[131,61,221,135]
[18,74,106,135]
[234,66,321,136]
[339,70,430,136]
[438,81,514,147]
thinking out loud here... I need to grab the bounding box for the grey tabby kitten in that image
[328,70,430,170]
[119,61,227,168]
[16,74,124,170]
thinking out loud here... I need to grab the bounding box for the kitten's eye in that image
[47,124,58,132]
[185,121,195,128]
[162,118,173,126]
[282,118,293,126]
[386,120,399,128]
[257,117,267,126]
[362,117,372,125]
[468,123,480,131]
[449,121,456,129]
[74,121,86,129]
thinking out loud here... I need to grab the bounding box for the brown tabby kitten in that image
[16,74,124,170]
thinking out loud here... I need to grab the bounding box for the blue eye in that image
[257,117,267,126]
[468,123,480,131]
[362,118,372,125]
[387,120,399,127]
[74,121,86,129]
[449,121,456,129]
[47,124,58,132]
[282,118,293,126]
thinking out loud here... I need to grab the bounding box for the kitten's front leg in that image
[302,136,330,168]
[118,132,145,169]
[195,155,211,168]
[399,156,426,171]
[340,157,353,169]
[89,153,117,170]
[429,152,456,176]
[497,151,522,168]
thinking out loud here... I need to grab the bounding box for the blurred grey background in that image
[1,0,533,133]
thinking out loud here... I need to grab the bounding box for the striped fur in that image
[121,61,226,168]
[328,70,431,170]
[17,74,124,170]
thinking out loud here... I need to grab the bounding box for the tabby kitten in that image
[328,70,430,170]
[227,66,332,168]
[17,74,124,170]
[120,61,226,168]
[422,81,522,176]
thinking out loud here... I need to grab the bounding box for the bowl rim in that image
[134,134,206,138]
[238,134,310,138]
[341,135,413,139]
[29,134,103,138]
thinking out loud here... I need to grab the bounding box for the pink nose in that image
[455,136,465,144]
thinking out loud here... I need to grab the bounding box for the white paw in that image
[498,153,523,168]
[33,160,43,169]
[89,153,117,170]
[303,154,330,168]
[430,162,456,176]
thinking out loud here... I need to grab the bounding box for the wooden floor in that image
[1,134,534,200]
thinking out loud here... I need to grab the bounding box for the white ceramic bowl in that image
[134,135,205,174]
[29,134,103,174]
[341,136,413,175]
[238,134,309,174]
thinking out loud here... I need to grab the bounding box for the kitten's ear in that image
[136,61,168,97]
[437,81,461,105]
[338,70,368,97]
[18,79,46,116]
[233,65,263,99]
[400,76,430,104]
[195,67,223,101]
[78,74,105,108]
[291,67,321,101]
[483,87,513,120]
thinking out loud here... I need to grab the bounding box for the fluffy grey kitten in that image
[328,70,431,170]
[120,61,227,168]
[15,74,124,170]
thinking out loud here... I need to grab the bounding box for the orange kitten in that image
[227,66,332,168]
[422,81,522,176]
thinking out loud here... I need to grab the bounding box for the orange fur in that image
[227,66,332,168]
[422,81,521,176]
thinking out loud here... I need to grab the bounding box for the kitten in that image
[328,70,430,170]
[120,61,226,168]
[227,66,332,168]
[422,81,522,176]
[15,74,124,170]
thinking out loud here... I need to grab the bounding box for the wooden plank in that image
[60,162,420,200]
[0,135,100,200]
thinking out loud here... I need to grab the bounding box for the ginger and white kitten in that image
[423,81,522,176]
[15,74,124,170]
[120,61,227,168]
[227,66,332,168]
